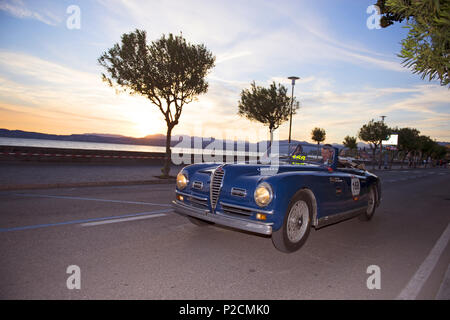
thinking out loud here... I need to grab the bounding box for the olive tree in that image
[358,120,390,169]
[311,127,326,157]
[98,29,215,177]
[343,136,358,158]
[395,127,420,167]
[238,81,298,146]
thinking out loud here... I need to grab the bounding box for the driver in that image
[321,144,334,165]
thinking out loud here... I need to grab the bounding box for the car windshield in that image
[262,142,335,166]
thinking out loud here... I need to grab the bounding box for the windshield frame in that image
[262,142,336,167]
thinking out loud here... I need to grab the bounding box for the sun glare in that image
[127,108,165,138]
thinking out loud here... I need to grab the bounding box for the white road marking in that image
[397,223,450,300]
[435,262,450,300]
[14,193,171,207]
[80,213,167,226]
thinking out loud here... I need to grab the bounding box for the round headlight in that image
[176,172,188,190]
[254,182,273,207]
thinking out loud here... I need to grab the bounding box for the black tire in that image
[272,190,313,253]
[358,185,377,221]
[187,216,214,226]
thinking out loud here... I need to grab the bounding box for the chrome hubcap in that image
[287,200,309,243]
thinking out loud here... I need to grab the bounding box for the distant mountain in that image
[0,129,172,147]
[82,133,126,138]
[4,129,441,150]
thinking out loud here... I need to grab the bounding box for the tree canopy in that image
[358,119,391,168]
[343,136,358,150]
[358,120,390,147]
[238,81,298,143]
[396,127,421,154]
[98,29,215,176]
[376,0,450,86]
[311,127,326,145]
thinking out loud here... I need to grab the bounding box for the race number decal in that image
[351,177,360,196]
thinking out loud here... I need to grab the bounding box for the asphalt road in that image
[0,168,449,299]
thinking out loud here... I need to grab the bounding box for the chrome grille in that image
[210,167,225,210]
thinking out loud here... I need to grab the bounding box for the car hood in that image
[182,162,326,208]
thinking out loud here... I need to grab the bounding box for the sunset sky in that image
[0,0,449,144]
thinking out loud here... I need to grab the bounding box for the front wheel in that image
[272,190,313,253]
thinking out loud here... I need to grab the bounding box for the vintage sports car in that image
[172,143,381,253]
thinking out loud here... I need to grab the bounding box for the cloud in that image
[0,50,167,136]
[0,0,60,26]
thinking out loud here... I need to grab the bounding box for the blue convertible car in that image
[172,143,381,253]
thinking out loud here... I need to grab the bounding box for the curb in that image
[0,179,176,191]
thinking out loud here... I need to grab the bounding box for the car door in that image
[335,167,367,212]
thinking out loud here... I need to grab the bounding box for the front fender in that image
[263,172,325,231]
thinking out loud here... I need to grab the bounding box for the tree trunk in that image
[269,128,274,148]
[162,125,173,177]
[378,141,383,169]
[401,151,407,169]
[317,142,320,159]
[372,147,376,170]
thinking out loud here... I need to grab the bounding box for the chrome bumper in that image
[172,200,273,235]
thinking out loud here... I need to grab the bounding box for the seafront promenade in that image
[1,144,445,190]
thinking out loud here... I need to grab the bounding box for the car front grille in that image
[210,167,225,210]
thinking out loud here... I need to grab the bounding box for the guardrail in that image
[0,145,167,164]
[0,145,258,164]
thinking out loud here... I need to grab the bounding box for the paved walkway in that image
[0,161,447,191]
[0,163,183,190]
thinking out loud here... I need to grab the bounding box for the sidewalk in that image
[0,162,182,190]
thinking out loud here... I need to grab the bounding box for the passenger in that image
[291,144,303,156]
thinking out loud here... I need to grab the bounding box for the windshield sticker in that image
[292,155,306,161]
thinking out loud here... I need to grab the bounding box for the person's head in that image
[321,144,334,163]
[292,144,303,156]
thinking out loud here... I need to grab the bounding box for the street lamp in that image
[288,76,300,144]
[380,115,387,169]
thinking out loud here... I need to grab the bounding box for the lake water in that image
[0,137,167,153]
[0,137,261,156]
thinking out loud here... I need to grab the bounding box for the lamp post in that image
[288,76,299,144]
[380,115,387,169]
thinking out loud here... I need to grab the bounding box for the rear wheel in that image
[358,186,377,221]
[272,190,313,253]
[187,216,214,226]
